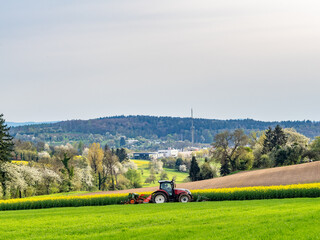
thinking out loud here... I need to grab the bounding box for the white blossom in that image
[38,151,50,159]
[82,148,89,158]
[44,143,50,151]
[73,166,94,188]
[122,160,137,173]
[18,165,42,186]
[179,164,187,172]
[150,159,163,174]
[42,168,62,184]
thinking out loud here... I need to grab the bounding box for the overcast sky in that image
[1,0,320,122]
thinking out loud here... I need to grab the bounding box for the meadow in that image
[1,198,320,239]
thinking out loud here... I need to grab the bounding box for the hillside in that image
[9,115,320,146]
[86,161,320,195]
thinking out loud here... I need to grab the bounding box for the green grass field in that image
[132,159,188,187]
[1,198,320,239]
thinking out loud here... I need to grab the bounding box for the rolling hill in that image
[9,115,320,145]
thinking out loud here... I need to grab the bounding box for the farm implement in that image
[123,180,192,204]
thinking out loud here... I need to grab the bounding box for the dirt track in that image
[84,161,320,195]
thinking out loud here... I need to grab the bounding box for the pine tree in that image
[262,127,273,154]
[273,125,287,147]
[0,114,14,198]
[120,137,126,147]
[189,156,200,181]
[262,125,287,154]
[0,114,14,162]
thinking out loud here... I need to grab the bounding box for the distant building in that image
[158,149,179,158]
[133,152,159,160]
[127,139,139,145]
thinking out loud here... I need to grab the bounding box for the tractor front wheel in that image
[152,192,167,204]
[179,194,191,203]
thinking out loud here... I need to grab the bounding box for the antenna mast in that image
[191,108,195,147]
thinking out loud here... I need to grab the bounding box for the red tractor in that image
[144,180,192,203]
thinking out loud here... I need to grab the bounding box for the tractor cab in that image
[159,180,175,197]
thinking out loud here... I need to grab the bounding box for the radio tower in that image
[191,108,195,147]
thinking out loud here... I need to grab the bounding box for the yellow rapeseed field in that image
[131,160,149,168]
[1,183,319,211]
[191,183,320,195]
[11,160,29,165]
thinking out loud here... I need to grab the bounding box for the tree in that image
[175,158,183,170]
[274,125,287,146]
[212,129,249,175]
[262,125,287,154]
[88,143,104,174]
[200,161,220,180]
[41,168,61,194]
[0,114,14,162]
[220,160,231,176]
[145,174,156,184]
[36,141,45,152]
[179,164,187,172]
[102,146,120,190]
[125,169,142,188]
[159,171,169,180]
[87,143,104,189]
[262,127,273,154]
[272,143,304,166]
[189,156,200,181]
[149,159,163,174]
[305,137,320,161]
[284,128,309,147]
[54,144,77,191]
[0,114,14,198]
[115,148,128,162]
[255,154,273,168]
[120,137,126,147]
[77,141,85,155]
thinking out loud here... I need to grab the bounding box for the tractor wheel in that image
[152,192,167,204]
[179,194,191,203]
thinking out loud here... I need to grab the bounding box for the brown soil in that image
[83,161,320,196]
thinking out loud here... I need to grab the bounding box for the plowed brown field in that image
[84,161,320,195]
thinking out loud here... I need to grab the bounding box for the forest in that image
[9,115,320,148]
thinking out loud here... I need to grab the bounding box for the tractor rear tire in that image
[179,194,191,203]
[152,192,167,204]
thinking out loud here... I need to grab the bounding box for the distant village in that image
[132,148,201,160]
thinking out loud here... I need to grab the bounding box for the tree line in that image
[10,115,320,146]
